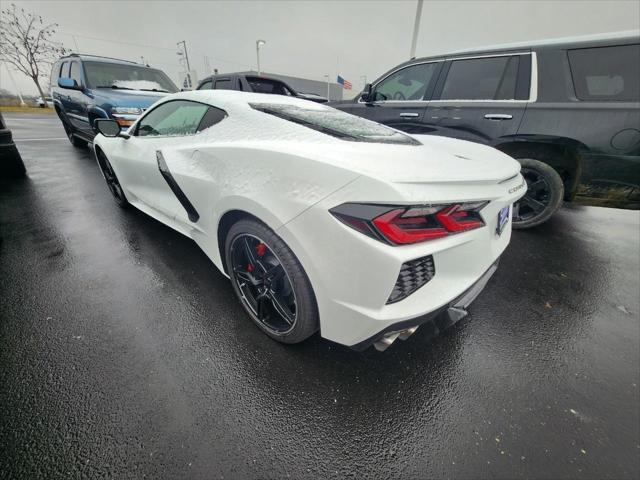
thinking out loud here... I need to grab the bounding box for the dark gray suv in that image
[332,32,640,228]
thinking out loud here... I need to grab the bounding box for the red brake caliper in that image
[247,244,267,273]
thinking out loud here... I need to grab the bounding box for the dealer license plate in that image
[496,205,510,236]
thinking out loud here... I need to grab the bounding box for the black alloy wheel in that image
[230,234,298,335]
[96,151,129,207]
[513,158,564,229]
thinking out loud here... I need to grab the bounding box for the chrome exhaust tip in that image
[374,332,400,351]
[373,326,420,351]
[398,326,419,340]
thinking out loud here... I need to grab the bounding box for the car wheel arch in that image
[496,140,583,200]
[216,209,280,276]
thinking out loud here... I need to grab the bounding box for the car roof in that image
[161,90,324,113]
[198,72,290,85]
[57,54,145,67]
[398,30,639,67]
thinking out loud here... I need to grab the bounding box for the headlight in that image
[111,107,143,115]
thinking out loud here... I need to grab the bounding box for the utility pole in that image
[409,0,424,59]
[3,63,26,106]
[204,56,211,76]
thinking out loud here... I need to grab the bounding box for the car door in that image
[349,62,443,134]
[112,100,214,222]
[66,60,91,134]
[423,53,532,145]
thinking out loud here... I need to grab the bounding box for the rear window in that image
[568,44,640,101]
[246,77,293,95]
[250,103,420,145]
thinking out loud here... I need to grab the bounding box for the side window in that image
[196,106,227,132]
[50,63,60,85]
[60,62,70,78]
[374,63,438,101]
[136,100,210,137]
[198,80,213,90]
[69,61,82,86]
[440,55,520,100]
[568,44,640,101]
[214,78,233,90]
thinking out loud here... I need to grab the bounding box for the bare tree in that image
[0,3,66,100]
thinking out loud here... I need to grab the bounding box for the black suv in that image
[196,73,327,103]
[332,32,640,228]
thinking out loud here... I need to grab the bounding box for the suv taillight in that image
[330,202,487,245]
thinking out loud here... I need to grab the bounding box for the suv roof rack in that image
[65,53,141,65]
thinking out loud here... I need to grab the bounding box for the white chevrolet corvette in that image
[93,90,526,351]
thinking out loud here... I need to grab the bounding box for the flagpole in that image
[324,74,330,101]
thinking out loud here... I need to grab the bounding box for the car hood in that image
[92,88,169,108]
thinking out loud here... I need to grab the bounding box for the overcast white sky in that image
[1,0,639,97]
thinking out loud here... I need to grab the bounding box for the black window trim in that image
[368,51,538,105]
[132,99,228,138]
[431,51,537,103]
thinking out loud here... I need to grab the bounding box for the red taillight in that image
[330,202,487,245]
[435,204,485,232]
[373,209,448,244]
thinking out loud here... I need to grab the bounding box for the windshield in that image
[250,103,420,145]
[84,62,178,92]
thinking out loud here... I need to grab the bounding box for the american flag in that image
[337,75,352,90]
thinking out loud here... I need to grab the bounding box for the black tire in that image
[513,158,564,229]
[96,150,129,208]
[62,119,88,148]
[224,218,319,344]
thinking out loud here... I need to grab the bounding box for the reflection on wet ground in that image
[1,113,638,479]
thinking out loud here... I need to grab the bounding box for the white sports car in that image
[93,90,526,351]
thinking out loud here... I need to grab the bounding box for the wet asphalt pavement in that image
[1,112,639,479]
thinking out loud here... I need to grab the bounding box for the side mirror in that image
[95,118,128,138]
[360,83,374,103]
[58,77,82,90]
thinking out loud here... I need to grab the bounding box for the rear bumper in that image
[349,259,499,351]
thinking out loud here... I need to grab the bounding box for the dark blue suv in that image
[51,54,178,147]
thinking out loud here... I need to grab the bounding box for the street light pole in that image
[409,0,424,59]
[256,39,266,75]
[177,40,191,72]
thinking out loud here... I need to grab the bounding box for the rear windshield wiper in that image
[95,85,135,90]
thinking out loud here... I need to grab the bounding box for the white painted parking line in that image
[14,137,68,141]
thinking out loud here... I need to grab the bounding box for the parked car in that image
[92,91,525,351]
[35,96,54,108]
[196,73,328,102]
[332,31,640,228]
[50,54,179,148]
[0,111,26,178]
